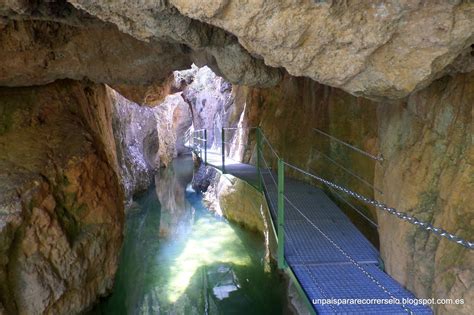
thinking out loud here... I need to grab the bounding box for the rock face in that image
[181,66,234,146]
[5,1,471,99]
[376,72,474,315]
[233,73,381,244]
[111,87,192,202]
[0,80,124,314]
[201,170,266,234]
[0,1,281,94]
[0,18,191,96]
[170,0,474,99]
[232,71,473,314]
[110,89,161,202]
[154,93,192,167]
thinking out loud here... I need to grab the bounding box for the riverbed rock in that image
[0,80,124,314]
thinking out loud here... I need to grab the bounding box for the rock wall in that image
[0,80,124,314]
[111,86,192,202]
[233,71,473,314]
[234,73,380,244]
[181,66,235,148]
[110,89,161,202]
[155,93,192,167]
[10,0,467,99]
[376,72,474,315]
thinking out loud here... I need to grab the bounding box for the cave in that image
[0,1,473,315]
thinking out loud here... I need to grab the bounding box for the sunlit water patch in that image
[89,155,287,314]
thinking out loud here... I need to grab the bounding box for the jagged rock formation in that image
[0,80,124,315]
[181,66,233,145]
[179,66,252,158]
[4,0,470,99]
[170,0,474,99]
[0,1,281,97]
[0,18,191,103]
[4,1,471,99]
[111,87,192,202]
[110,89,161,202]
[154,93,192,167]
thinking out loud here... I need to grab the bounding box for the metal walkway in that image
[186,128,436,314]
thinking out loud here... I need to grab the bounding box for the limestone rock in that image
[0,18,191,89]
[111,75,178,108]
[0,1,281,91]
[154,93,193,167]
[375,72,474,315]
[170,0,474,99]
[180,66,246,150]
[1,1,473,99]
[0,80,124,314]
[110,88,161,202]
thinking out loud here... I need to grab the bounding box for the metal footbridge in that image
[185,127,472,314]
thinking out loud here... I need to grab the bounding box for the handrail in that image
[311,147,383,195]
[313,128,383,162]
[193,126,473,250]
[282,161,473,249]
[222,126,258,130]
[260,132,280,159]
[329,187,379,228]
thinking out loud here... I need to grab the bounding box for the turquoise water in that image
[90,156,287,314]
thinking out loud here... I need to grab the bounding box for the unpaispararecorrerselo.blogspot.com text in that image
[312,297,465,307]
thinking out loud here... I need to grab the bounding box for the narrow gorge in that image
[0,1,473,315]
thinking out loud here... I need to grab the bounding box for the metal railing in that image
[188,126,474,255]
[187,125,473,315]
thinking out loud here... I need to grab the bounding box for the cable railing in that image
[313,128,383,162]
[188,126,474,251]
[311,147,383,195]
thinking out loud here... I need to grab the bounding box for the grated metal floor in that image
[201,149,432,314]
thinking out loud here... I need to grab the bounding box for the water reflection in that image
[90,155,286,315]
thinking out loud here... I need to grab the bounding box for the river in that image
[89,155,288,314]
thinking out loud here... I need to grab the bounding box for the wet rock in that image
[191,163,217,193]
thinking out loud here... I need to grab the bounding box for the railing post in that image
[204,129,208,165]
[199,131,202,160]
[278,158,285,269]
[221,127,226,173]
[256,128,263,192]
